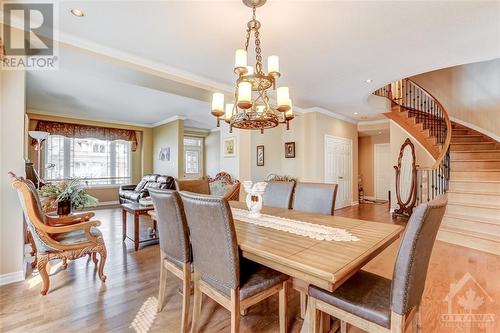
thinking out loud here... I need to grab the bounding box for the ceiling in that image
[22,1,500,128]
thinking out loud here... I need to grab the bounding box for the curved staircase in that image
[375,79,500,255]
[444,122,500,254]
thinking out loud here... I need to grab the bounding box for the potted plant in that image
[38,178,98,215]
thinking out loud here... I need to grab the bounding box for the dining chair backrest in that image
[149,189,191,266]
[262,180,296,209]
[179,191,240,297]
[390,195,447,315]
[292,182,338,215]
[175,179,210,195]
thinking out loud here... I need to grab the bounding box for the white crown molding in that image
[0,271,24,286]
[152,115,186,128]
[27,108,155,128]
[358,119,390,126]
[210,127,221,133]
[302,107,358,124]
[450,117,500,143]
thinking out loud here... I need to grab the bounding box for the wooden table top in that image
[149,201,403,292]
[229,201,403,292]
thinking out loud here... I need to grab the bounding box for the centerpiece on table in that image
[38,178,98,215]
[242,181,267,218]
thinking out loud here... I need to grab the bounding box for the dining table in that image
[150,201,403,332]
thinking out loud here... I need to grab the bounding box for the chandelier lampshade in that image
[210,0,295,133]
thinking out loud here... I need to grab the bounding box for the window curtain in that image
[34,120,138,151]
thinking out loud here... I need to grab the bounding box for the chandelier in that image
[210,0,294,133]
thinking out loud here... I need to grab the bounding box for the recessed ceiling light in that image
[70,8,85,17]
[378,131,382,134]
[365,79,372,83]
[354,112,359,115]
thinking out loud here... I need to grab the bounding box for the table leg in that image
[134,212,139,251]
[121,208,127,242]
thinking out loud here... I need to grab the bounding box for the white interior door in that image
[184,137,203,179]
[324,135,352,209]
[374,143,391,200]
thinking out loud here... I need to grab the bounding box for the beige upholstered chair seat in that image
[309,270,392,328]
[239,258,288,300]
[53,226,103,245]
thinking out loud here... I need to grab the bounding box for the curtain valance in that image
[35,120,138,151]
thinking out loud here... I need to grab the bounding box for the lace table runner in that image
[231,208,360,242]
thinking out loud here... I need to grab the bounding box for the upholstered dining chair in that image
[175,178,210,195]
[306,195,448,333]
[179,191,290,333]
[10,173,107,295]
[262,180,296,209]
[292,182,338,215]
[149,189,192,333]
[290,182,338,319]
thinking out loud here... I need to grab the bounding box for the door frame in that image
[374,143,391,200]
[324,134,353,208]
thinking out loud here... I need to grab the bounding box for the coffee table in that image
[121,203,158,251]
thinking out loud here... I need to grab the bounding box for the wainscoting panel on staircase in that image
[374,79,499,255]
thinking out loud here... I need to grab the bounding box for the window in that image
[44,135,132,186]
[183,137,203,178]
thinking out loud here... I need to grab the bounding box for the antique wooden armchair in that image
[10,173,107,295]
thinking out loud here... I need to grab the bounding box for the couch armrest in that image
[120,184,137,191]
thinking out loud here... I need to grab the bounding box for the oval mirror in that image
[399,145,414,204]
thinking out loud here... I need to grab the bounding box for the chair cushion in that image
[239,258,288,300]
[134,179,148,192]
[144,181,162,190]
[53,226,103,244]
[308,270,392,329]
[209,180,233,197]
[143,174,159,182]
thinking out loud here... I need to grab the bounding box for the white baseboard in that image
[362,196,376,201]
[0,271,24,286]
[351,201,359,206]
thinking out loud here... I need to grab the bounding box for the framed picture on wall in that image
[223,137,237,157]
[256,145,264,166]
[284,142,295,158]
[158,147,170,161]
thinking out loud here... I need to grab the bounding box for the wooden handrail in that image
[406,79,451,171]
[375,78,452,171]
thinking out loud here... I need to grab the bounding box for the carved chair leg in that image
[92,252,98,265]
[31,256,38,269]
[62,258,68,269]
[97,245,107,282]
[37,255,50,295]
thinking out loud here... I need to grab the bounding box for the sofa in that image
[119,174,175,204]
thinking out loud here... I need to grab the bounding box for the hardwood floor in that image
[0,203,498,333]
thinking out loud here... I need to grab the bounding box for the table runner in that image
[231,208,360,242]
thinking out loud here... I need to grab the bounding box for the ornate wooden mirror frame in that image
[393,138,418,220]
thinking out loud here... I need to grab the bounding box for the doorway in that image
[324,135,353,209]
[374,143,391,200]
[183,136,203,179]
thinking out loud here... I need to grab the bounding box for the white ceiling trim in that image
[301,107,358,124]
[151,115,186,128]
[358,119,390,126]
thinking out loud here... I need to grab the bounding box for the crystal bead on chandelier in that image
[211,0,294,133]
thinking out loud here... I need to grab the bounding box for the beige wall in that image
[152,119,184,178]
[218,111,359,204]
[26,112,153,203]
[358,134,390,197]
[412,58,500,137]
[390,120,435,210]
[205,130,220,178]
[1,66,27,277]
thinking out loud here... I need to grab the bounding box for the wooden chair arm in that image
[42,220,101,234]
[46,212,95,225]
